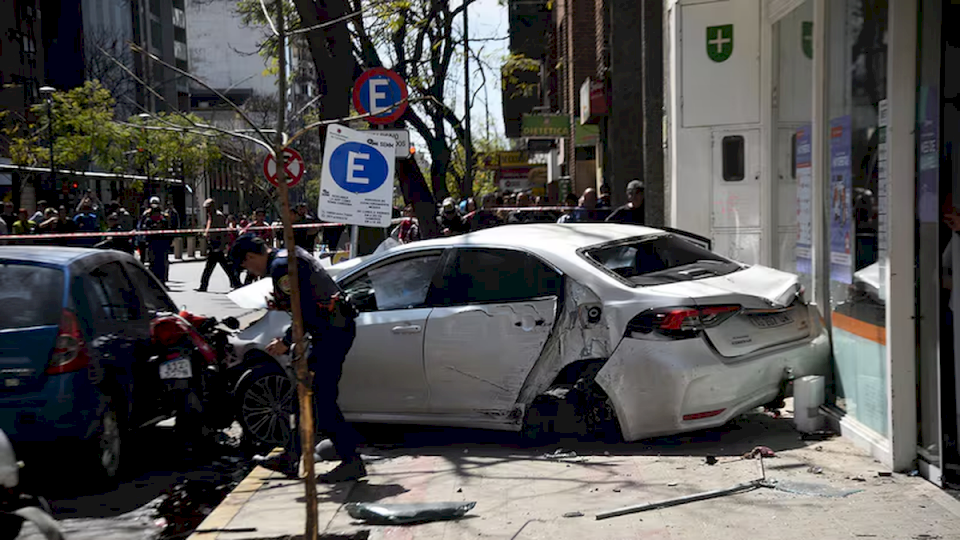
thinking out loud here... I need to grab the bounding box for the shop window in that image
[721,135,744,181]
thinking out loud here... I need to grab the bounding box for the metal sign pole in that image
[349,224,359,259]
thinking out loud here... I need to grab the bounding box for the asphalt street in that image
[167,259,259,321]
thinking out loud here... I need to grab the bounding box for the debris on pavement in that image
[877,471,893,477]
[345,501,477,525]
[612,488,621,493]
[705,456,718,466]
[543,449,578,460]
[596,479,764,520]
[562,511,585,518]
[768,480,864,498]
[743,446,777,459]
[807,467,823,475]
[848,476,867,482]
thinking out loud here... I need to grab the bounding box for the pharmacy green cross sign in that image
[706,24,734,62]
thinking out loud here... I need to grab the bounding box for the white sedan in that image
[227,224,830,447]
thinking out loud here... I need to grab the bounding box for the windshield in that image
[0,263,65,330]
[582,235,742,286]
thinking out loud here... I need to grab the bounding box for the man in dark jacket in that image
[605,180,645,225]
[230,234,364,482]
[197,198,241,292]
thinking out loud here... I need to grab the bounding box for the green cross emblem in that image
[706,24,734,63]
[802,21,813,59]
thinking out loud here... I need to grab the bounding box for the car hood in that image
[226,254,373,310]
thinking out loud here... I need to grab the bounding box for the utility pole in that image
[641,0,664,226]
[276,1,319,539]
[463,0,473,198]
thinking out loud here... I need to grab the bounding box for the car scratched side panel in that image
[424,299,557,418]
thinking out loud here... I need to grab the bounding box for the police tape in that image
[0,222,349,242]
[0,207,581,242]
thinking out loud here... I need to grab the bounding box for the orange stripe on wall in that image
[831,311,886,346]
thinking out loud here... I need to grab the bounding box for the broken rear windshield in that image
[581,235,742,286]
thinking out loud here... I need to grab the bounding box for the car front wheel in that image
[237,364,296,450]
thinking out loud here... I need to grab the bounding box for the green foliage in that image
[9,81,129,172]
[128,113,222,187]
[445,131,508,200]
[6,80,222,194]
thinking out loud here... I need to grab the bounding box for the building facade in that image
[0,0,45,207]
[665,0,959,487]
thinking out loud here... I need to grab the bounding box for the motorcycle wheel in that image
[236,365,296,450]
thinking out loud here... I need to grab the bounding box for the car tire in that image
[236,364,296,451]
[85,394,123,486]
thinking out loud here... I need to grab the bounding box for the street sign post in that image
[352,68,408,125]
[263,148,305,187]
[317,124,396,228]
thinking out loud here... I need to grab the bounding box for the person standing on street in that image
[605,180,646,225]
[230,234,365,482]
[197,198,241,292]
[139,197,171,285]
[12,208,37,235]
[1,202,16,233]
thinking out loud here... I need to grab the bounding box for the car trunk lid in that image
[645,266,811,358]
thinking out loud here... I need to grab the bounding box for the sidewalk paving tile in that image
[189,417,960,540]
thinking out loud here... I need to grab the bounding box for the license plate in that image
[749,312,794,329]
[159,357,193,380]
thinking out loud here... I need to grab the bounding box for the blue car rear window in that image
[0,263,64,329]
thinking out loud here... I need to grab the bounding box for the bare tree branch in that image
[259,0,280,35]
[129,42,272,145]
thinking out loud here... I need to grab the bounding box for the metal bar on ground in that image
[594,480,763,520]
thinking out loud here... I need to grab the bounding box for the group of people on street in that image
[390,179,647,244]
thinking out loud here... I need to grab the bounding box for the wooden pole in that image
[275,1,319,539]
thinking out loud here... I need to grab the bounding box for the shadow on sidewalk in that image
[353,410,820,462]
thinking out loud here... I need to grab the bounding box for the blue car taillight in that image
[626,305,741,340]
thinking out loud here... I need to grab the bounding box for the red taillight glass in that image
[47,309,90,375]
[152,318,187,347]
[626,305,741,340]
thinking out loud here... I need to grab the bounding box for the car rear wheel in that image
[84,395,122,485]
[237,365,296,450]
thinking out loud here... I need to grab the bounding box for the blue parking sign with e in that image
[328,142,390,194]
[359,76,404,117]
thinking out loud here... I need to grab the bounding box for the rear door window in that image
[125,262,177,314]
[441,249,562,305]
[0,263,64,329]
[84,262,142,322]
[582,235,742,286]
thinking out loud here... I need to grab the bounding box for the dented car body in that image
[229,224,830,446]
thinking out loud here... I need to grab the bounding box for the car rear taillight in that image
[152,318,188,347]
[47,309,90,375]
[626,305,741,340]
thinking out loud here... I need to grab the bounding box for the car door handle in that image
[515,319,546,327]
[391,325,422,334]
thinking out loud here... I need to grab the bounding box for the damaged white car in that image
[226,224,830,447]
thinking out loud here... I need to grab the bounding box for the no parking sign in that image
[317,125,396,228]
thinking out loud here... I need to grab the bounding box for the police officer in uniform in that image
[229,234,365,482]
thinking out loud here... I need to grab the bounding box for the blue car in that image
[0,247,180,483]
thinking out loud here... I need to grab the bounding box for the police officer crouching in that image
[229,233,366,482]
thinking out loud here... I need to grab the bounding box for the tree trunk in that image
[397,158,439,240]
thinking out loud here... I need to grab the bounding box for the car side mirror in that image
[223,316,240,330]
[349,289,377,312]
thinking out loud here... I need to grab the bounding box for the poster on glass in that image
[829,116,853,284]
